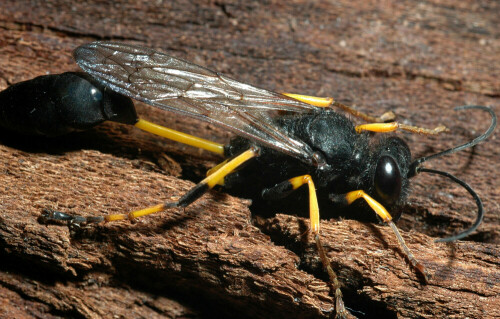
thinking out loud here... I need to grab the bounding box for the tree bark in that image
[0,1,498,318]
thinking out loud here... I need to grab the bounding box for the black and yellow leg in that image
[134,118,225,155]
[345,190,428,282]
[262,175,351,318]
[355,121,447,136]
[282,92,395,123]
[42,147,260,224]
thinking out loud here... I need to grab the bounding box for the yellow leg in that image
[289,175,320,233]
[355,122,447,135]
[345,190,428,281]
[282,93,334,108]
[43,148,259,224]
[123,147,259,220]
[202,147,259,188]
[206,158,230,186]
[280,175,351,317]
[135,118,225,155]
[282,92,396,122]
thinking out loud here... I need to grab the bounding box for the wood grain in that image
[0,1,498,318]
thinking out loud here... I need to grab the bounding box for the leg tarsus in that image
[332,101,395,124]
[388,221,430,282]
[40,209,104,226]
[314,235,355,319]
[398,123,448,135]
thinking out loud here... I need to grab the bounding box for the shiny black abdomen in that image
[0,72,137,136]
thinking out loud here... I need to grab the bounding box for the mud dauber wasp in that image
[0,41,496,318]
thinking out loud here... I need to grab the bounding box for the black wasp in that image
[0,41,496,318]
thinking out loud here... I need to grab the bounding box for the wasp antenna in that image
[408,105,496,177]
[418,168,484,242]
[407,106,495,241]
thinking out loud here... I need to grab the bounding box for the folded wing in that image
[74,41,320,164]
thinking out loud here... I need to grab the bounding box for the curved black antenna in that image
[419,168,483,242]
[407,105,496,242]
[408,105,497,177]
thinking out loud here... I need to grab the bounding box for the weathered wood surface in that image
[0,1,498,318]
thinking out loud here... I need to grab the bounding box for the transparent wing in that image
[74,41,320,164]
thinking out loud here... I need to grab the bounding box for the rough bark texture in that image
[0,1,498,318]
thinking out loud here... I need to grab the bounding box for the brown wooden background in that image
[0,1,498,318]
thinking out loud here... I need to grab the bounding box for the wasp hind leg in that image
[262,175,353,319]
[43,147,260,225]
[134,118,225,155]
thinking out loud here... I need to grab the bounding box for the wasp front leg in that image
[341,190,429,282]
[355,122,447,135]
[282,93,396,123]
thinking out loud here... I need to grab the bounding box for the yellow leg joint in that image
[135,118,225,155]
[345,190,392,222]
[282,93,334,108]
[355,122,399,134]
[203,148,259,189]
[288,175,320,234]
[206,159,230,186]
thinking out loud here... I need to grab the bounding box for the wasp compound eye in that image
[374,155,402,205]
